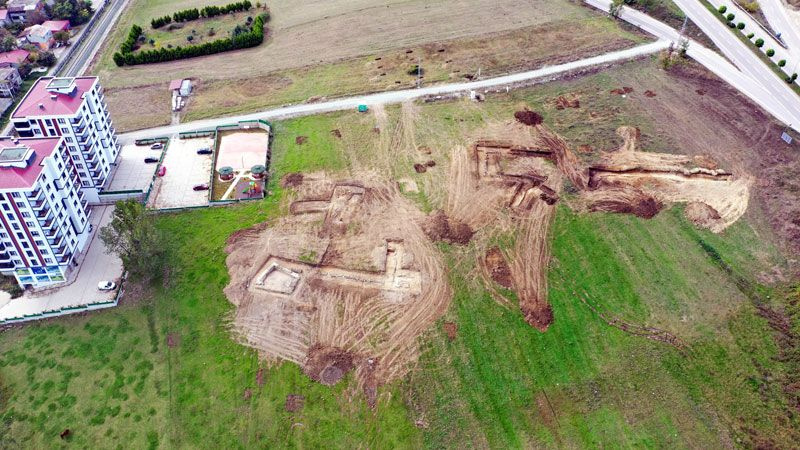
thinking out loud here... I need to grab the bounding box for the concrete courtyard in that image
[147,136,213,209]
[107,143,161,192]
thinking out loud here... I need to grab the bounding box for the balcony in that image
[0,261,15,270]
[13,120,30,129]
[58,254,70,264]
[31,199,46,210]
[26,189,43,201]
[54,245,67,256]
[36,208,51,219]
[80,199,88,210]
[48,233,64,248]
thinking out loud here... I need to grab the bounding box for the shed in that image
[168,79,182,92]
[179,79,192,97]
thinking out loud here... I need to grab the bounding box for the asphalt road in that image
[759,0,800,60]
[118,40,670,141]
[57,0,130,77]
[587,0,800,132]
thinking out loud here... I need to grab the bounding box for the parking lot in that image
[147,136,213,210]
[107,143,161,192]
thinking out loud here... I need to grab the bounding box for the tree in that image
[53,30,70,46]
[37,51,56,66]
[100,199,165,280]
[766,48,775,57]
[737,22,745,30]
[755,38,764,47]
[778,59,786,67]
[0,35,17,52]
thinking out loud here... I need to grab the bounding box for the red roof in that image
[0,137,61,190]
[0,49,30,66]
[168,79,183,91]
[42,20,70,32]
[13,77,97,118]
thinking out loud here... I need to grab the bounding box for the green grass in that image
[135,11,252,53]
[0,74,44,131]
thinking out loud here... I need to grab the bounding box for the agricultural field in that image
[91,0,647,131]
[2,58,799,448]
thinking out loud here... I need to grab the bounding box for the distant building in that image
[22,24,54,50]
[41,20,70,34]
[0,50,30,69]
[0,67,23,98]
[0,9,10,27]
[6,0,46,23]
[0,136,91,288]
[11,77,120,203]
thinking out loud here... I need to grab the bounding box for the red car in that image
[192,183,209,191]
[157,166,167,177]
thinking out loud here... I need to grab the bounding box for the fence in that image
[52,0,111,76]
[97,190,144,204]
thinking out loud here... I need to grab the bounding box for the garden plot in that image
[147,136,213,209]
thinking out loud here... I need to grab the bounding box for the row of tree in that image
[150,15,172,29]
[114,14,266,66]
[151,1,254,28]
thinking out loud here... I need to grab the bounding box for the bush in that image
[766,48,775,57]
[747,32,755,39]
[755,38,764,47]
[737,22,745,30]
[150,15,172,29]
[793,73,798,80]
[726,13,735,21]
[36,51,56,67]
[728,21,736,28]
[778,59,786,67]
[187,35,193,42]
[718,5,727,13]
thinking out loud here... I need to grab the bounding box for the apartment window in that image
[31,231,39,237]
[34,129,41,135]
[34,240,43,246]
[22,242,29,249]
[65,137,73,143]
[2,204,8,211]
[11,193,20,198]
[44,258,53,264]
[25,222,34,228]
[76,164,84,169]
[15,202,24,208]
[82,181,91,187]
[0,233,6,238]
[21,212,30,218]
[13,259,21,265]
[5,213,12,220]
[25,250,33,257]
[58,119,66,124]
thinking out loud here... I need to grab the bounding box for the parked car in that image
[150,143,164,150]
[97,281,116,291]
[197,148,212,155]
[144,157,159,163]
[192,183,209,191]
[157,166,167,177]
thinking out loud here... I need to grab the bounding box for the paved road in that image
[58,0,130,77]
[587,0,800,132]
[119,40,670,141]
[760,0,800,58]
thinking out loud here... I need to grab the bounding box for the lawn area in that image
[2,59,799,447]
[133,11,254,54]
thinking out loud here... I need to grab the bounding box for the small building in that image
[6,0,46,23]
[169,78,192,96]
[0,67,22,98]
[168,79,182,93]
[22,24,54,50]
[41,20,70,34]
[0,50,30,69]
[0,9,10,27]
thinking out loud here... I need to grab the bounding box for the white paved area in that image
[0,206,123,323]
[107,143,160,191]
[148,136,213,209]
[217,131,270,171]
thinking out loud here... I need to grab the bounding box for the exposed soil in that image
[610,87,634,95]
[243,388,252,400]
[695,89,705,96]
[484,247,513,288]
[584,187,663,219]
[554,94,580,109]
[422,210,475,245]
[514,110,543,126]
[304,345,355,385]
[644,90,657,97]
[285,394,305,412]
[443,321,458,341]
[166,333,179,348]
[414,163,427,173]
[295,136,308,145]
[281,173,304,188]
[256,367,265,386]
[331,129,342,138]
[425,160,436,167]
[521,302,554,331]
[684,202,722,230]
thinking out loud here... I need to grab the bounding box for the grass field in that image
[90,0,646,131]
[2,59,799,447]
[133,11,253,53]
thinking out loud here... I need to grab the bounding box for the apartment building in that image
[0,136,91,288]
[11,76,119,203]
[0,67,22,98]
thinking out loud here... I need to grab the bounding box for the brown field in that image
[91,0,645,131]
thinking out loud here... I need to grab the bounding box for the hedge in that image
[114,14,266,66]
[151,15,172,29]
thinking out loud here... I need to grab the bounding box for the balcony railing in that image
[48,233,64,248]
[0,261,15,270]
[26,189,43,200]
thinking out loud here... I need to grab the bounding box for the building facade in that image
[11,77,120,203]
[0,67,22,98]
[0,136,91,288]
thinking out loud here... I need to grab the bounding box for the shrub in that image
[726,13,735,21]
[150,15,172,29]
[793,73,798,80]
[755,38,764,47]
[728,21,736,28]
[187,35,193,42]
[778,59,786,67]
[718,5,727,13]
[766,48,775,57]
[747,32,755,39]
[737,22,745,30]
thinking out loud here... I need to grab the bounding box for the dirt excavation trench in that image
[223,109,751,399]
[225,175,449,406]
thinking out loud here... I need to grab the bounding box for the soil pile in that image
[423,210,475,245]
[555,95,580,109]
[304,345,355,385]
[484,247,512,288]
[295,136,308,145]
[443,322,458,341]
[684,202,722,229]
[514,110,543,126]
[281,173,304,188]
[585,187,663,219]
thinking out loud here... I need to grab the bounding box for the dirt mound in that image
[514,110,543,126]
[304,345,355,385]
[285,394,305,412]
[684,202,722,230]
[443,322,458,341]
[610,87,634,95]
[331,129,342,138]
[281,173,304,188]
[555,95,580,109]
[256,368,265,386]
[695,89,705,95]
[425,160,436,167]
[166,333,179,348]
[423,210,474,244]
[484,247,512,288]
[414,163,427,173]
[644,90,657,97]
[295,136,308,145]
[521,302,554,331]
[585,187,663,219]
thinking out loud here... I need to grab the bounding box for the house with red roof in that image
[0,49,30,69]
[42,20,71,33]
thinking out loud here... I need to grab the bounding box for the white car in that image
[150,143,164,150]
[97,281,116,291]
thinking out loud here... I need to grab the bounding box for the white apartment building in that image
[11,76,120,203]
[0,136,91,288]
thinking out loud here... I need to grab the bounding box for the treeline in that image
[151,1,253,28]
[114,14,266,66]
